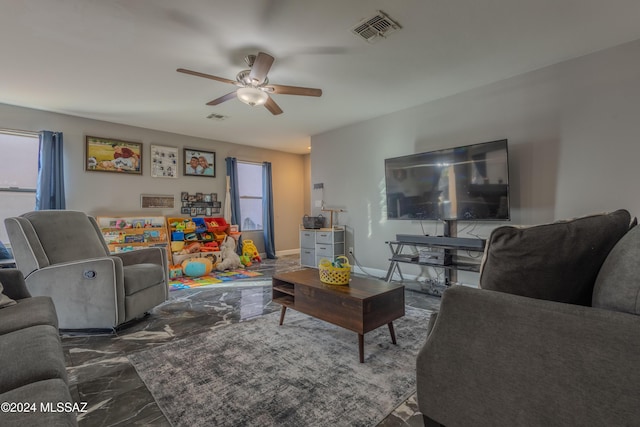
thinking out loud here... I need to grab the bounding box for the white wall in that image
[311,38,640,285]
[0,104,307,253]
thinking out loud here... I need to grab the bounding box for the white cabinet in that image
[299,227,345,268]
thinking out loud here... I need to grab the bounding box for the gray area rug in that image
[129,306,432,426]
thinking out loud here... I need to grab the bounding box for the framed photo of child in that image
[85,136,142,175]
[183,148,215,177]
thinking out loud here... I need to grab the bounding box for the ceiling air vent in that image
[351,10,401,43]
[206,113,229,121]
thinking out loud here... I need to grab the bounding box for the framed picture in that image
[85,136,142,175]
[183,148,215,177]
[150,145,178,178]
[181,207,190,214]
[140,194,175,209]
[181,192,189,201]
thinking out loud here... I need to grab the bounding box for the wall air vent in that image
[206,113,229,121]
[351,10,401,43]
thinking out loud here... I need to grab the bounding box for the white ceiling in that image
[2,0,640,154]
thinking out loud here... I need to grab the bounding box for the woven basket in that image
[318,256,351,285]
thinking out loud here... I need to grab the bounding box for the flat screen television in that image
[384,139,510,221]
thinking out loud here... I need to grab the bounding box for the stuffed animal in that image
[216,236,243,271]
[182,257,213,277]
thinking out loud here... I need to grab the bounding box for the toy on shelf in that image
[216,236,243,271]
[178,242,201,255]
[182,257,213,277]
[200,241,219,252]
[242,239,262,263]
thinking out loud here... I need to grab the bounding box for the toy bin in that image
[171,241,185,252]
[214,231,228,242]
[205,217,229,233]
[193,218,207,233]
[167,217,188,229]
[171,231,184,241]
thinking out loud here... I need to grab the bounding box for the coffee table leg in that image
[358,334,364,363]
[279,306,287,326]
[388,322,397,345]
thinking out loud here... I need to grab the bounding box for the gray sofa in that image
[416,210,640,426]
[0,268,77,426]
[5,210,168,330]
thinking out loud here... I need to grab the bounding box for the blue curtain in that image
[226,157,242,253]
[36,131,66,210]
[262,162,276,259]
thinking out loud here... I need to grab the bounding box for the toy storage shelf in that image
[167,216,229,264]
[96,216,171,263]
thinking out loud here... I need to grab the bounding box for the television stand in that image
[384,220,486,287]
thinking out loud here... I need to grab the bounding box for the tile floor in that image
[61,255,440,426]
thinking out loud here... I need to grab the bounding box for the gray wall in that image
[310,38,640,285]
[0,103,307,254]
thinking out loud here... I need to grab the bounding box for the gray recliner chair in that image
[5,210,168,330]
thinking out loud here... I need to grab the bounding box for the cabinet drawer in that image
[316,230,344,244]
[316,243,344,257]
[300,248,316,267]
[300,231,316,248]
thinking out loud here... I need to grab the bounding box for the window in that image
[237,162,263,231]
[0,131,39,244]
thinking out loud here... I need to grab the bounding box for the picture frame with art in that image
[150,144,178,178]
[183,148,215,177]
[85,136,142,175]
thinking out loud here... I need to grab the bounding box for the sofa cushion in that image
[0,378,77,426]
[592,223,640,314]
[123,263,165,295]
[480,209,631,305]
[0,325,68,394]
[0,280,17,308]
[0,296,58,335]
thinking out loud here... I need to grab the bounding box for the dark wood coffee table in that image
[272,268,405,363]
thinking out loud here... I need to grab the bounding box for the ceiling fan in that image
[177,52,322,115]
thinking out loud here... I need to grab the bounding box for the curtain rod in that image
[0,128,40,137]
[237,159,264,166]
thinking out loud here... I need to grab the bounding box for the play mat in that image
[169,269,264,291]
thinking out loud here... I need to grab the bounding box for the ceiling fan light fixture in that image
[237,87,268,106]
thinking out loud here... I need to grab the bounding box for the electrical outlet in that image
[348,247,354,254]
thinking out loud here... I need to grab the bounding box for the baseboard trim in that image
[276,248,300,257]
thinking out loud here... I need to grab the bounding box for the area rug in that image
[128,306,432,426]
[169,269,264,290]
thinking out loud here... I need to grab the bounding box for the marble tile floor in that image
[61,255,439,426]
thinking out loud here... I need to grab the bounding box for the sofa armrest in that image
[0,268,31,300]
[416,285,640,427]
[24,257,126,329]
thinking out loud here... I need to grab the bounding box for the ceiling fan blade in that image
[206,91,237,105]
[267,84,322,97]
[177,68,236,85]
[264,96,283,115]
[249,52,274,84]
